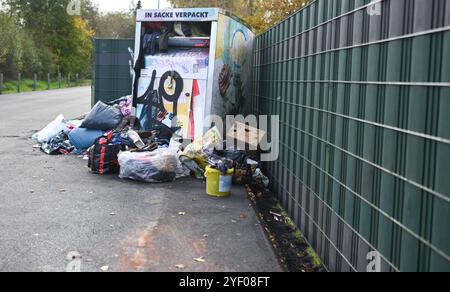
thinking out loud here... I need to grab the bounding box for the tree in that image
[168,0,311,34]
[3,0,95,76]
[0,11,44,77]
[94,12,135,38]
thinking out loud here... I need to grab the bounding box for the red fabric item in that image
[188,80,200,140]
[146,22,163,31]
[99,145,106,175]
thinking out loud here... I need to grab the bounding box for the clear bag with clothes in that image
[118,148,178,183]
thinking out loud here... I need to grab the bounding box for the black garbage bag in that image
[41,131,74,155]
[81,101,123,131]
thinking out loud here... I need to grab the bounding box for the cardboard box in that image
[227,122,266,150]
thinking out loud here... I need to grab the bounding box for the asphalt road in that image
[0,87,281,272]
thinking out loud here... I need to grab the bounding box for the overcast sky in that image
[93,0,171,13]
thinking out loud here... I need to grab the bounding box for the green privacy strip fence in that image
[252,0,450,272]
[92,38,135,106]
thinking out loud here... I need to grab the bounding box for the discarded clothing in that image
[107,95,133,117]
[41,131,74,155]
[81,101,123,131]
[69,128,104,153]
[159,22,174,53]
[143,33,162,56]
[65,120,83,134]
[32,114,66,143]
[174,22,192,37]
[116,115,141,131]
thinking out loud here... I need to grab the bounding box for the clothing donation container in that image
[132,8,255,140]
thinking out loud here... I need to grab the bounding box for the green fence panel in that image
[252,0,450,272]
[92,38,135,106]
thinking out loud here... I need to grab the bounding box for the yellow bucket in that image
[205,166,234,197]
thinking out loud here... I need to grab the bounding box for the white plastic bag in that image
[32,114,66,143]
[253,168,269,189]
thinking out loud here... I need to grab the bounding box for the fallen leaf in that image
[194,257,206,263]
[100,266,109,272]
[231,220,237,223]
[30,190,35,193]
[59,189,66,193]
[178,212,186,216]
[175,264,186,269]
[203,234,209,238]
[110,212,116,216]
[240,214,248,219]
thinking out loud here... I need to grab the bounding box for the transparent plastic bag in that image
[118,148,178,183]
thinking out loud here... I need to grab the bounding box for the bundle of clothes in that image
[142,21,210,56]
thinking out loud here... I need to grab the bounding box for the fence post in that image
[17,72,21,93]
[33,73,37,91]
[58,71,61,89]
[0,73,3,95]
[47,73,51,90]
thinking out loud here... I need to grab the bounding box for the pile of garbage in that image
[32,97,269,190]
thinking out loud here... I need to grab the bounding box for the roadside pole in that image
[58,71,61,89]
[47,73,51,90]
[17,72,21,93]
[0,73,3,95]
[33,73,37,91]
